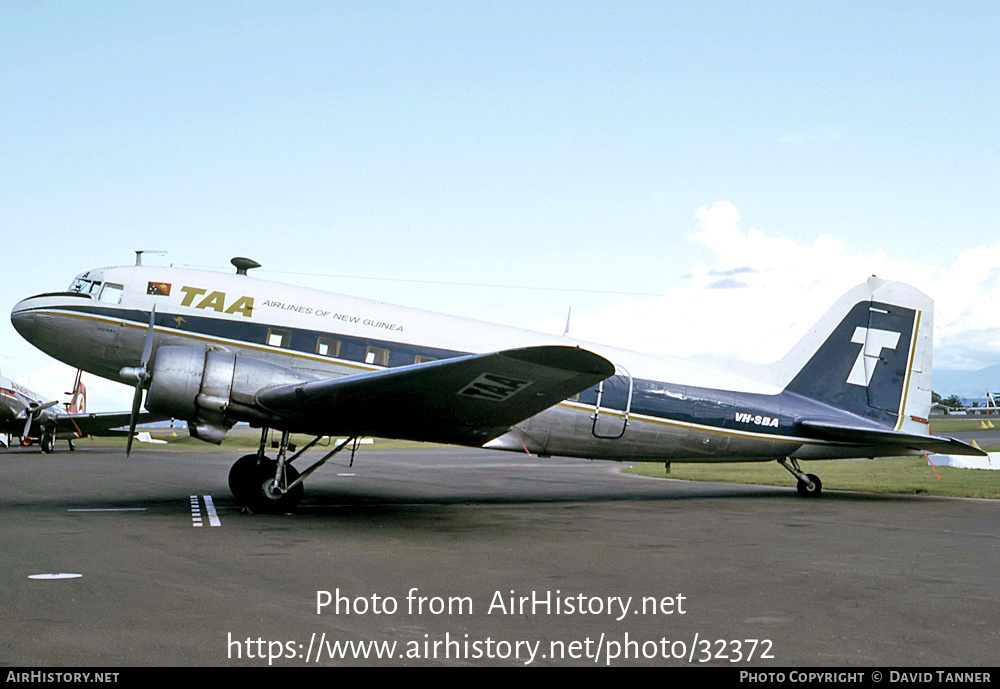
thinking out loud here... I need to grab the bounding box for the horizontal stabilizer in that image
[257,345,614,446]
[797,418,987,457]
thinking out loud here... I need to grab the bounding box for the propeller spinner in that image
[20,399,59,439]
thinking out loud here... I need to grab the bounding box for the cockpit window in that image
[98,282,124,304]
[70,278,91,294]
[68,278,103,296]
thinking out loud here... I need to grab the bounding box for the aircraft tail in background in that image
[65,370,86,414]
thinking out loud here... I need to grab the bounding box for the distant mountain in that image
[933,365,1000,399]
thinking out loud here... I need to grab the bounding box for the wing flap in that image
[256,345,614,446]
[797,418,986,457]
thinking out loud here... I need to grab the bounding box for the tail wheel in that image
[796,473,823,498]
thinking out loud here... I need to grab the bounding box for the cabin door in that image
[591,366,633,439]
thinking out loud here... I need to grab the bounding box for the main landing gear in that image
[40,431,55,454]
[778,457,822,498]
[227,428,360,513]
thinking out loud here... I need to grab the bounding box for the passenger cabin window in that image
[267,329,291,348]
[365,346,389,367]
[316,337,341,357]
[414,355,436,364]
[98,283,124,304]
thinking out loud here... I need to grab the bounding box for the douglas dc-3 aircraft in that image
[11,256,983,510]
[0,369,160,451]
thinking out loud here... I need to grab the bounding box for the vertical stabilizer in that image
[777,278,932,432]
[66,370,87,414]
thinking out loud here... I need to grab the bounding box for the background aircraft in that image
[10,257,983,508]
[0,369,161,451]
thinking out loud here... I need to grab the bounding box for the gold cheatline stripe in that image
[23,307,378,372]
[894,309,921,432]
[28,307,833,448]
[557,401,812,446]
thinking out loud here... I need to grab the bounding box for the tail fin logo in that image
[846,327,901,387]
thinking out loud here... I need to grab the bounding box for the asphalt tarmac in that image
[2,444,998,667]
[949,427,1000,449]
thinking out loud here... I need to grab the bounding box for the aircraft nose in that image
[11,297,44,343]
[11,293,121,380]
[10,294,68,348]
[11,293,96,374]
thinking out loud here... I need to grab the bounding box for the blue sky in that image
[2,1,998,408]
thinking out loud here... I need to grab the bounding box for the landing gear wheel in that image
[229,454,263,506]
[796,473,822,498]
[40,433,55,454]
[229,455,304,513]
[253,459,304,513]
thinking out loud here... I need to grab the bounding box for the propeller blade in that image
[140,305,156,367]
[125,306,157,458]
[18,400,57,440]
[125,383,144,457]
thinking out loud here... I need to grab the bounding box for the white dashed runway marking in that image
[190,495,221,527]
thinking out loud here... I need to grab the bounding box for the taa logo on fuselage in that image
[178,286,254,318]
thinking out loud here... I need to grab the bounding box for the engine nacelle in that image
[145,346,316,443]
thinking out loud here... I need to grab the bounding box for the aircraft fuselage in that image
[10,263,934,464]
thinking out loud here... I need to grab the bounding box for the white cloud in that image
[927,245,1000,369]
[536,201,1000,372]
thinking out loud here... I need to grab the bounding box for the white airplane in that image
[0,369,161,451]
[10,256,982,510]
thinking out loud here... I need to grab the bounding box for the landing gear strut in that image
[227,428,360,513]
[778,457,822,498]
